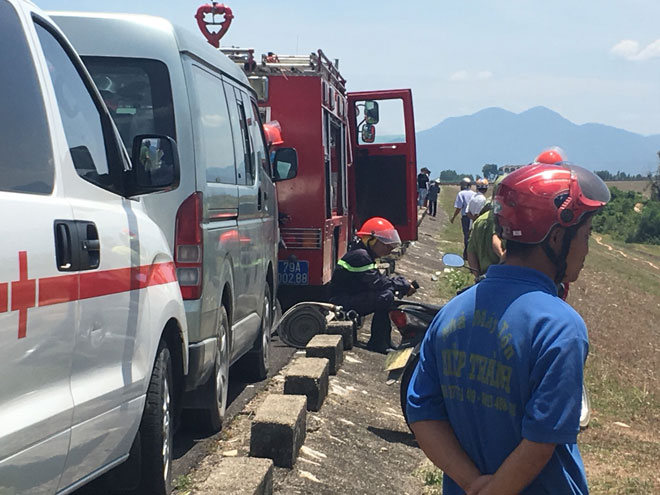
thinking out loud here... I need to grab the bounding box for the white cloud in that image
[449,70,469,81]
[611,39,660,61]
[449,70,493,81]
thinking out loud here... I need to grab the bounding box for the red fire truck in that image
[244,52,418,308]
[196,4,418,308]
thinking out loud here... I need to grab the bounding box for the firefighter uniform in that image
[330,239,411,352]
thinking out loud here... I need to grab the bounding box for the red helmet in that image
[494,163,610,244]
[357,217,401,246]
[263,121,284,147]
[535,147,565,165]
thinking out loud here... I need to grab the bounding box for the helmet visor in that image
[373,229,402,247]
[569,164,611,206]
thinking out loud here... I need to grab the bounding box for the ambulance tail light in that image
[175,192,203,300]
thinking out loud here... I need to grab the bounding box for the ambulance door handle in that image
[54,221,75,271]
[258,188,263,210]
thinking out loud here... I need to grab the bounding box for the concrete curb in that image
[194,457,273,495]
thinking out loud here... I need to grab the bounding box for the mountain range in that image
[415,106,660,177]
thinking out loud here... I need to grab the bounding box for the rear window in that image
[82,57,176,151]
[0,0,54,195]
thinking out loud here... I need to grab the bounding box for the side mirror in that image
[442,253,465,268]
[361,123,376,143]
[365,100,379,124]
[130,134,180,194]
[272,147,298,182]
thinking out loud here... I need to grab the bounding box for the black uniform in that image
[329,240,410,352]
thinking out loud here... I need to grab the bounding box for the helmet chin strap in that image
[541,226,577,285]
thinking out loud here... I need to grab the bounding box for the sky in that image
[39,0,660,136]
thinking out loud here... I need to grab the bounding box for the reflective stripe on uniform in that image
[337,259,376,273]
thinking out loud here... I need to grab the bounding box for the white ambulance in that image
[0,1,188,493]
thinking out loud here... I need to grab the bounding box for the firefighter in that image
[330,217,416,353]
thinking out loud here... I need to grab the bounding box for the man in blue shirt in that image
[407,162,611,494]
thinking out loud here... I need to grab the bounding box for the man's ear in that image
[547,225,565,252]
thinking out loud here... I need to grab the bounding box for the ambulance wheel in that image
[399,352,419,428]
[243,284,272,381]
[138,341,173,495]
[199,307,230,432]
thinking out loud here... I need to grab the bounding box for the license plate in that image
[278,260,309,285]
[384,347,413,371]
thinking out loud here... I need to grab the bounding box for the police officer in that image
[330,217,416,353]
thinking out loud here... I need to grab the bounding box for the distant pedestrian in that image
[466,179,489,221]
[450,177,476,258]
[418,167,430,207]
[427,179,441,218]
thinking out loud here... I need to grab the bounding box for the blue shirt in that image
[407,264,589,494]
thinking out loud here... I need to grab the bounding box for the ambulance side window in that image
[34,21,112,191]
[0,1,54,195]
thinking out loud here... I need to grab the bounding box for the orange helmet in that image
[357,217,401,246]
[263,120,284,147]
[475,178,489,192]
[535,147,565,165]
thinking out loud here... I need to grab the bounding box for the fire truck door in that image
[347,89,417,242]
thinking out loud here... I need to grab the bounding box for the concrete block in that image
[250,394,307,468]
[283,357,329,411]
[306,334,343,375]
[196,457,273,495]
[325,320,354,350]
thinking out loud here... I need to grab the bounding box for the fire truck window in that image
[190,67,237,184]
[81,57,176,155]
[234,89,255,185]
[35,21,111,190]
[0,0,54,195]
[355,98,406,145]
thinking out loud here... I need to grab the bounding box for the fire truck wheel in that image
[198,307,230,432]
[138,341,173,495]
[243,284,272,381]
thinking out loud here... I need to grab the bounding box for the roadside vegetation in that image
[593,187,660,245]
[424,186,660,494]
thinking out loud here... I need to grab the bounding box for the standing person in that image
[427,179,441,218]
[330,217,416,353]
[466,175,506,277]
[466,179,489,221]
[450,177,476,258]
[406,163,610,495]
[418,167,430,208]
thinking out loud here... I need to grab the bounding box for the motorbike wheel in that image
[399,351,420,427]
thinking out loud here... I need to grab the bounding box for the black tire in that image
[198,306,230,432]
[399,352,420,427]
[243,284,272,381]
[138,342,173,495]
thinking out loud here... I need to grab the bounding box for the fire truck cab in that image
[227,49,418,308]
